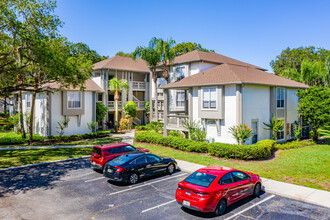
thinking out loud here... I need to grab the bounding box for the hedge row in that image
[135,132,276,160]
[275,140,315,150]
[0,135,46,145]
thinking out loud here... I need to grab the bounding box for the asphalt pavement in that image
[0,158,329,220]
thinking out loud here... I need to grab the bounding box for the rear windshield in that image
[110,154,140,164]
[184,172,217,188]
[92,147,102,155]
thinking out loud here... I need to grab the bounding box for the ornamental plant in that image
[123,101,137,119]
[229,124,254,145]
[263,116,284,140]
[96,102,109,122]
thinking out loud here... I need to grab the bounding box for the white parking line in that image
[84,177,105,183]
[224,195,276,220]
[109,173,187,196]
[142,199,176,213]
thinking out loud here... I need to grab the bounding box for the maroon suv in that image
[90,142,150,170]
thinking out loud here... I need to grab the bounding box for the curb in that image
[0,156,90,172]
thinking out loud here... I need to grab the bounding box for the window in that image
[184,172,217,188]
[219,172,234,185]
[147,155,161,163]
[203,87,216,109]
[232,171,250,182]
[111,147,123,154]
[67,92,81,109]
[123,145,136,152]
[251,121,258,144]
[26,93,31,108]
[276,88,284,108]
[277,119,285,140]
[176,91,185,107]
[174,66,185,81]
[135,156,147,164]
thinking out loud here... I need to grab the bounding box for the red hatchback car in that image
[90,142,150,170]
[176,166,262,215]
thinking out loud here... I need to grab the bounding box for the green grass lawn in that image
[0,147,92,168]
[136,143,330,191]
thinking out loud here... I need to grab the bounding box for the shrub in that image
[56,117,70,136]
[275,140,315,150]
[123,101,137,119]
[135,132,275,160]
[229,124,254,145]
[145,121,163,133]
[169,130,184,138]
[191,130,206,142]
[96,102,109,122]
[0,134,45,145]
[87,121,96,131]
[119,117,129,131]
[263,116,284,140]
[8,113,20,132]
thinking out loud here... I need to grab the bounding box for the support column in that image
[187,88,193,120]
[163,89,169,136]
[149,70,153,122]
[128,72,133,101]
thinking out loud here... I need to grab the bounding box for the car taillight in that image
[196,192,209,197]
[114,166,124,173]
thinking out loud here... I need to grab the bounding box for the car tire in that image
[215,199,227,216]
[253,183,261,197]
[129,173,139,184]
[166,163,175,175]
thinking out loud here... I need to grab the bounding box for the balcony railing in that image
[133,81,146,90]
[133,101,146,109]
[108,101,122,109]
[152,112,164,121]
[167,115,189,130]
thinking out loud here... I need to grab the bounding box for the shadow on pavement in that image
[0,158,90,197]
[180,191,266,218]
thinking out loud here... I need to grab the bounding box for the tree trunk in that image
[18,90,26,138]
[28,90,36,144]
[3,97,7,114]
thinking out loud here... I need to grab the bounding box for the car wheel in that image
[166,163,175,175]
[215,199,227,216]
[129,173,139,184]
[253,183,261,196]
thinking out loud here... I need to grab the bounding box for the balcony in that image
[133,101,146,110]
[166,114,189,131]
[108,101,122,110]
[133,81,146,90]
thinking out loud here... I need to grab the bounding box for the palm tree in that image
[263,116,284,140]
[132,40,161,120]
[109,77,129,131]
[151,38,176,83]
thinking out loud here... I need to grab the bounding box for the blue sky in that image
[55,0,330,72]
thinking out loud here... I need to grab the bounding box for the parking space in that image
[0,158,329,220]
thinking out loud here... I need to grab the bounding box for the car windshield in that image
[109,154,140,164]
[184,172,217,188]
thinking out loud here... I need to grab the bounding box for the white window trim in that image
[26,93,31,109]
[67,91,82,109]
[201,87,217,111]
[175,90,185,109]
[276,87,285,109]
[173,66,185,82]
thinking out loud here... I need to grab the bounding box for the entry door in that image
[206,120,217,140]
[251,121,258,144]
[108,113,114,128]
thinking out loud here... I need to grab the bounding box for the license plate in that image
[183,200,190,206]
[185,192,191,196]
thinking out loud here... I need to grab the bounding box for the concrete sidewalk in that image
[176,159,330,209]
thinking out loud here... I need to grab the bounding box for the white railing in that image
[152,112,164,121]
[167,115,189,128]
[108,101,122,109]
[133,101,145,109]
[133,81,146,90]
[133,117,142,126]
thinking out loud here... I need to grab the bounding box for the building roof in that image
[93,56,149,72]
[161,64,309,89]
[41,79,105,92]
[169,50,267,71]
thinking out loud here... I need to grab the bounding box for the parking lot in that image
[0,158,329,220]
